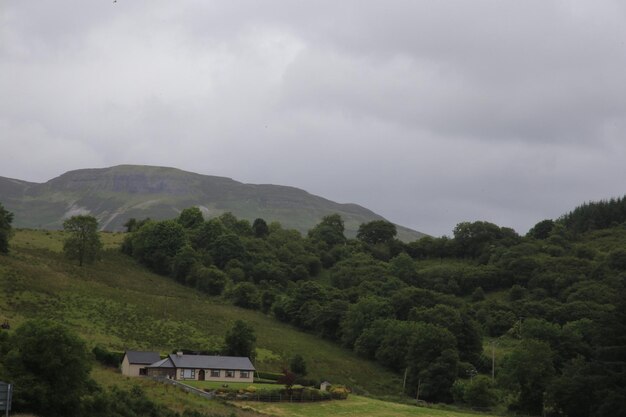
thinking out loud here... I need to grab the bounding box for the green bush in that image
[92,346,124,368]
[329,385,350,399]
[257,371,283,381]
[294,377,319,387]
[463,375,497,408]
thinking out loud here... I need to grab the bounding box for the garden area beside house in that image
[180,379,349,402]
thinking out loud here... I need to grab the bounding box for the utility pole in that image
[491,340,498,381]
[402,368,408,391]
[416,378,421,403]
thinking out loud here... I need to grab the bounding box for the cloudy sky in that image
[2,1,626,236]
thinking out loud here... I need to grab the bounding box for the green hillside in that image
[0,165,425,241]
[1,229,499,417]
[0,229,401,396]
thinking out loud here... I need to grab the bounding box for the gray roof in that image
[148,354,255,371]
[148,357,174,368]
[125,351,161,365]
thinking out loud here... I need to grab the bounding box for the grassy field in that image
[242,395,488,417]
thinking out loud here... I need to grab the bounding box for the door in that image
[198,369,205,381]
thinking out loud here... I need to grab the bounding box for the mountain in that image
[0,165,426,241]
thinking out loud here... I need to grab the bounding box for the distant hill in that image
[0,165,426,241]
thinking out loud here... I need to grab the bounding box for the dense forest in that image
[115,197,626,416]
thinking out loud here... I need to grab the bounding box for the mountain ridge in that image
[0,164,426,241]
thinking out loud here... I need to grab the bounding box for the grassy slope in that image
[246,396,486,417]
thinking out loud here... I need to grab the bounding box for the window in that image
[240,371,249,378]
[225,370,235,378]
[210,369,220,377]
[139,368,147,376]
[182,369,194,379]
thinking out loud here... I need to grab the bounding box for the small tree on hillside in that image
[223,320,257,360]
[63,215,102,266]
[252,218,269,238]
[0,202,14,254]
[278,369,297,393]
[290,354,307,376]
[357,220,397,245]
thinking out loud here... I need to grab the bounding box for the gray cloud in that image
[2,0,626,236]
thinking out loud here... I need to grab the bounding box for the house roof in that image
[125,351,161,365]
[148,357,174,368]
[147,354,255,371]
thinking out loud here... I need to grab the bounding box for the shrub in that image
[294,377,319,387]
[463,375,497,408]
[290,354,308,376]
[92,346,124,368]
[329,385,350,399]
[257,371,282,381]
[451,379,466,403]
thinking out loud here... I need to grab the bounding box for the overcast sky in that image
[2,1,626,236]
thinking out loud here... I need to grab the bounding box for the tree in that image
[500,339,555,415]
[527,219,555,240]
[308,214,346,246]
[374,320,421,371]
[123,217,150,233]
[547,357,600,417]
[211,233,246,268]
[170,245,199,283]
[62,215,102,266]
[193,265,227,295]
[340,296,393,348]
[607,248,626,271]
[0,320,93,417]
[356,220,397,245]
[290,354,308,376]
[223,320,256,360]
[390,253,417,285]
[177,207,204,229]
[252,218,269,238]
[218,212,252,236]
[463,375,497,407]
[405,323,459,402]
[0,202,14,254]
[227,282,259,309]
[453,221,519,259]
[130,220,186,275]
[278,369,297,392]
[191,218,226,250]
[471,286,486,301]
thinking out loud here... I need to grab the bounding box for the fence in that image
[217,390,334,403]
[150,377,215,400]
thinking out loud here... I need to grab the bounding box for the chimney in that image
[176,351,183,357]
